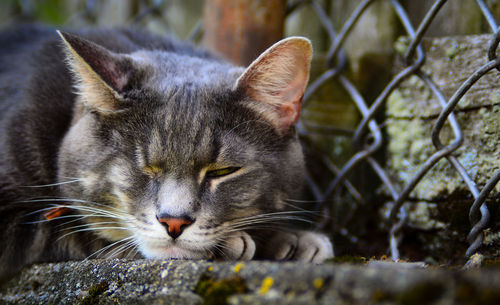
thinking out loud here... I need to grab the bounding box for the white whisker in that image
[125,244,140,259]
[17,198,128,214]
[107,239,138,258]
[60,205,130,220]
[57,226,132,241]
[226,215,312,227]
[285,199,321,204]
[24,211,128,225]
[230,210,315,221]
[21,179,82,188]
[85,236,136,260]
[280,202,321,214]
[209,211,313,235]
[23,214,84,224]
[61,221,134,232]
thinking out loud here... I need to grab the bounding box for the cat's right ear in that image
[234,37,312,134]
[57,30,134,113]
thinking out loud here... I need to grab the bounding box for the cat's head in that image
[56,31,312,259]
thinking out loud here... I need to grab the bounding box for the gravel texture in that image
[2,259,500,304]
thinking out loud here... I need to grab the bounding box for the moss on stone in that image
[386,104,499,202]
[483,259,500,268]
[371,289,395,302]
[395,281,445,305]
[78,281,109,305]
[327,255,367,264]
[455,281,500,305]
[445,40,466,60]
[194,274,247,305]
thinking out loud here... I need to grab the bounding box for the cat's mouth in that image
[138,239,213,259]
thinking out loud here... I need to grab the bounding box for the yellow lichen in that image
[313,278,324,289]
[233,263,244,273]
[259,277,274,295]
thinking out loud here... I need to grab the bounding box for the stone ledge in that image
[2,259,500,304]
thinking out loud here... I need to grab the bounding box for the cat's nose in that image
[156,214,195,239]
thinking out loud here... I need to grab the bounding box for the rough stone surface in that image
[2,259,500,304]
[387,34,500,198]
[385,34,500,261]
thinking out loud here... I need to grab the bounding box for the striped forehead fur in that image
[132,50,242,91]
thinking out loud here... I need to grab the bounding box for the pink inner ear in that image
[60,31,129,93]
[100,60,128,92]
[235,37,312,133]
[276,68,308,130]
[279,96,303,128]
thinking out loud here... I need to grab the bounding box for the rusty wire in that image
[291,0,500,262]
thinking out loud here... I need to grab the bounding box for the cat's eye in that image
[205,167,241,179]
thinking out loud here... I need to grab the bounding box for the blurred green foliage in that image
[31,0,67,25]
[1,0,70,25]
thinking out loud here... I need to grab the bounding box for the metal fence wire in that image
[5,0,500,263]
[288,0,500,262]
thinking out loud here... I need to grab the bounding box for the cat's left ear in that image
[57,30,135,113]
[235,37,312,134]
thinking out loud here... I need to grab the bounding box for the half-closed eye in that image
[205,167,241,179]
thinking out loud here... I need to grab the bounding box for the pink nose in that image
[157,215,194,239]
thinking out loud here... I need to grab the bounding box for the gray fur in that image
[0,24,332,281]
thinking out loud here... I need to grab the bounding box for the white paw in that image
[262,231,334,263]
[219,231,256,261]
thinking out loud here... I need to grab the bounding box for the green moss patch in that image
[194,274,247,305]
[396,281,445,305]
[79,281,109,305]
[327,255,367,264]
[455,281,500,305]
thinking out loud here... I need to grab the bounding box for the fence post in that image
[202,0,286,66]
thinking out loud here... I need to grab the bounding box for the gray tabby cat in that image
[0,25,333,280]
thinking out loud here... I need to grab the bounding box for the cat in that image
[0,24,333,280]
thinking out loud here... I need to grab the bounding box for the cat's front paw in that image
[218,231,256,261]
[261,231,334,263]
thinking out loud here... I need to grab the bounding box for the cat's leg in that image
[257,230,334,263]
[218,231,256,260]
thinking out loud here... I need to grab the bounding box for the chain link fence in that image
[291,0,500,262]
[2,0,500,264]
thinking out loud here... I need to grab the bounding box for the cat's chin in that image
[139,244,209,260]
